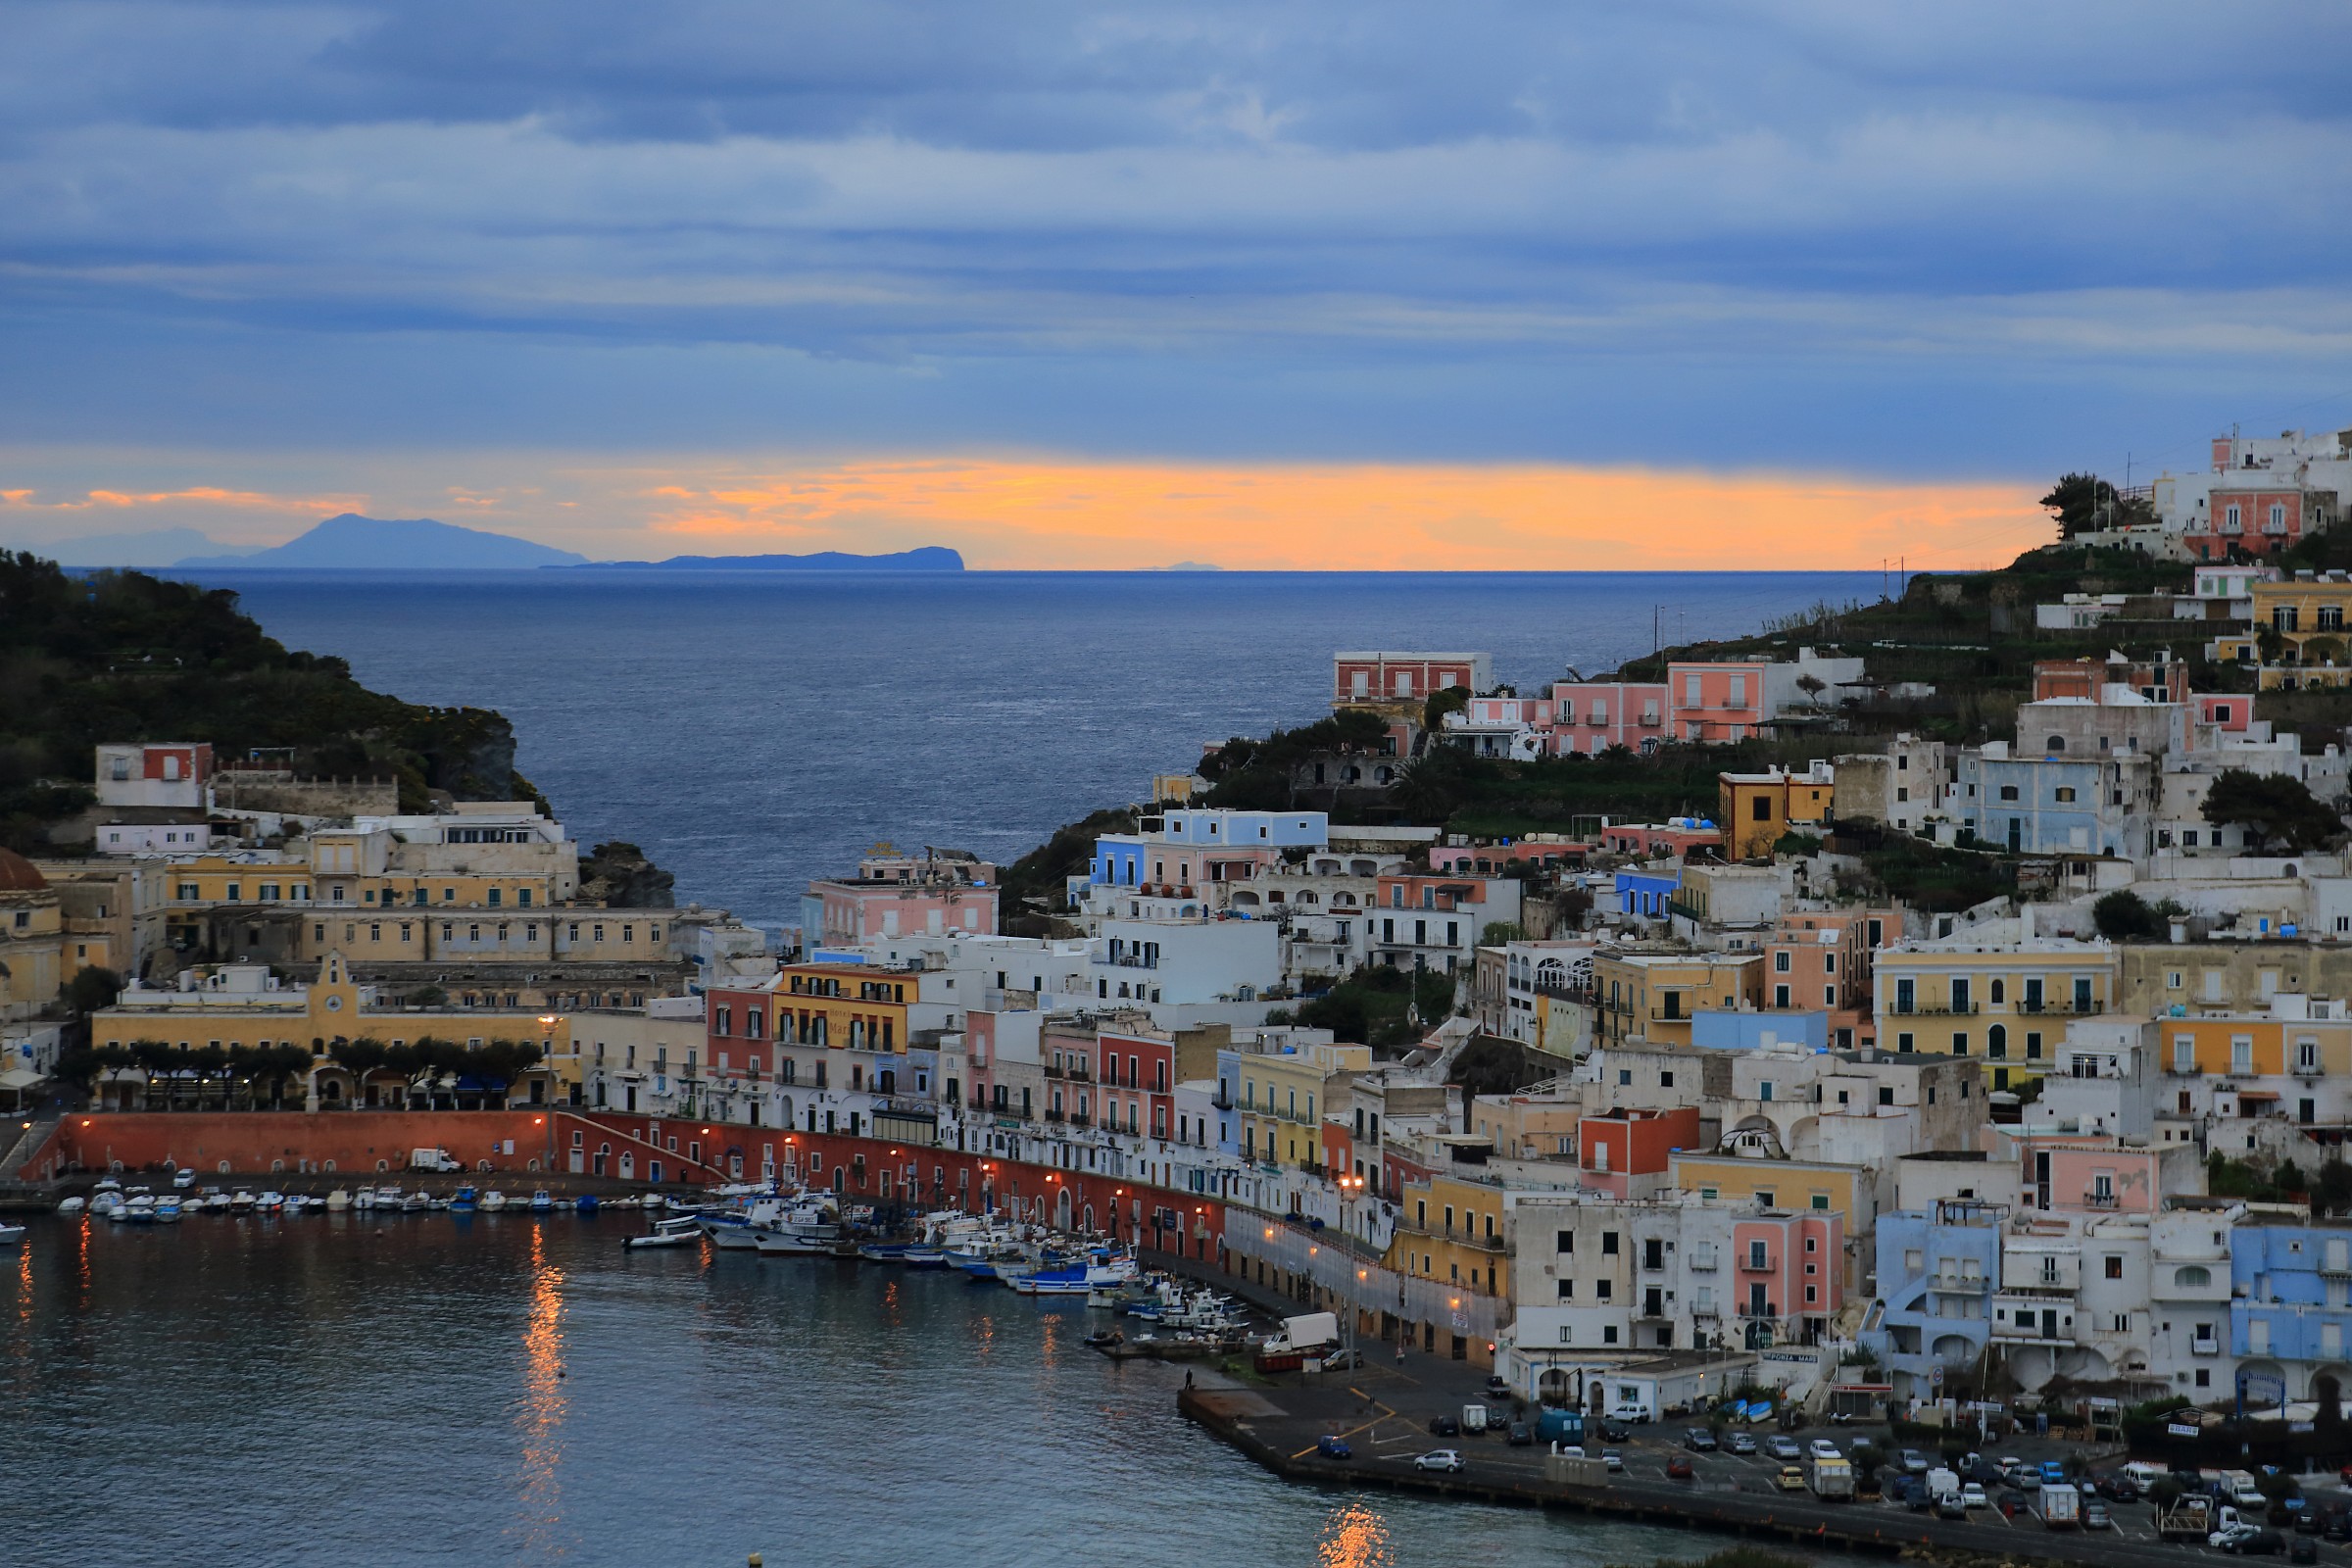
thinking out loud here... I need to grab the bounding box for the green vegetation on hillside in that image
[0,552,550,852]
[1266,962,1456,1050]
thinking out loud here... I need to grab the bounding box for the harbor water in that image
[7,1213,1750,1566]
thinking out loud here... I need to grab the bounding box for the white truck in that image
[410,1147,463,1172]
[1252,1311,1340,1372]
[1807,1454,1855,1501]
[2040,1481,2081,1530]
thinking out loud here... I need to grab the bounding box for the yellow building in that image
[1719,763,1836,860]
[0,849,67,1018]
[1231,1039,1370,1170]
[1594,951,1763,1047]
[2153,1014,2352,1080]
[1872,938,2118,1092]
[1388,1170,1510,1300]
[90,953,569,1106]
[2219,577,2352,688]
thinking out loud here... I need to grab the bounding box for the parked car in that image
[1900,1449,1930,1475]
[1316,1435,1352,1460]
[2083,1500,2113,1531]
[1776,1465,1807,1492]
[2291,1538,2320,1566]
[171,1168,196,1190]
[1962,1483,1988,1510]
[1484,1374,1508,1396]
[1428,1415,1459,1438]
[2227,1529,2288,1557]
[1600,1419,1632,1444]
[1414,1450,1464,1474]
[1602,1449,1624,1473]
[1608,1402,1653,1424]
[1766,1436,1803,1461]
[2094,1473,2140,1503]
[2294,1507,2324,1536]
[1505,1422,1532,1447]
[1936,1494,1967,1520]
[1725,1431,1757,1455]
[1809,1439,1841,1460]
[2038,1460,2068,1487]
[1684,1428,1718,1452]
[1996,1489,2029,1518]
[1666,1455,1694,1480]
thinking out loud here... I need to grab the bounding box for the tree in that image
[2202,768,2344,855]
[1423,684,1472,731]
[1481,921,1526,945]
[1795,673,1828,709]
[2041,472,2117,539]
[2092,890,2169,941]
[2318,1156,2352,1218]
[64,964,122,1015]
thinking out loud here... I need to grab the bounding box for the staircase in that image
[0,1113,60,1190]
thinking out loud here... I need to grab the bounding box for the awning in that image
[0,1066,44,1090]
[2238,1089,2282,1101]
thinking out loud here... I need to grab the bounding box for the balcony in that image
[2192,1337,2221,1357]
[1891,1003,1978,1016]
[1067,1064,1093,1083]
[1212,1092,1234,1111]
[2017,1000,2104,1016]
[1992,1321,2072,1346]
[1068,1112,1092,1129]
[1044,1109,1065,1125]
[1042,1062,1065,1080]
[2082,1191,2119,1209]
[1737,1302,1782,1320]
[967,1095,989,1110]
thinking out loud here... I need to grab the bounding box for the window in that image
[2054,787,2076,803]
[1998,785,2020,802]
[2105,1255,2123,1280]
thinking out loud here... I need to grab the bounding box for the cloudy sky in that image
[4,0,2350,568]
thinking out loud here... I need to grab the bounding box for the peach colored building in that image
[1546,680,1669,756]
[1731,1209,1845,1341]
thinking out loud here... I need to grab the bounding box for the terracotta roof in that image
[0,848,48,894]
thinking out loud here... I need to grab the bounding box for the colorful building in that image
[1719,762,1836,860]
[1594,951,1764,1048]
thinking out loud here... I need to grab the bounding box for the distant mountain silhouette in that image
[45,527,257,567]
[175,514,588,569]
[574,546,965,571]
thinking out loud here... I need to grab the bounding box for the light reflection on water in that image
[1,1215,1778,1568]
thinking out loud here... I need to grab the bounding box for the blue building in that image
[2231,1223,2352,1402]
[1691,1009,1828,1052]
[1615,868,1679,918]
[1865,1200,2005,1402]
[1948,743,2150,857]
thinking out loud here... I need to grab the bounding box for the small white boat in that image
[374,1185,405,1209]
[56,1195,85,1215]
[529,1190,553,1213]
[325,1189,352,1211]
[0,1221,24,1246]
[92,1177,122,1197]
[257,1191,285,1212]
[229,1190,256,1211]
[352,1189,376,1210]
[404,1191,431,1211]
[480,1191,508,1212]
[204,1191,233,1212]
[625,1216,705,1250]
[123,1195,157,1224]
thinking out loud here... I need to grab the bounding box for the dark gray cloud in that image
[2,0,2350,473]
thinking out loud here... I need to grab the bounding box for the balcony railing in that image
[1042,1063,1065,1080]
[2018,1000,2104,1016]
[1044,1109,1065,1124]
[2082,1191,2119,1209]
[1892,1003,1978,1016]
[2192,1338,2221,1357]
[1068,1112,1092,1129]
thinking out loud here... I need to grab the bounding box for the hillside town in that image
[19,435,2352,1450]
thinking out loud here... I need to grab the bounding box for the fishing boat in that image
[0,1221,24,1246]
[403,1191,431,1212]
[697,1196,782,1250]
[257,1191,285,1212]
[123,1194,157,1224]
[529,1190,554,1213]
[574,1194,601,1214]
[55,1195,85,1216]
[451,1186,477,1212]
[751,1198,842,1255]
[479,1190,508,1212]
[857,1241,912,1262]
[154,1197,183,1223]
[625,1215,705,1250]
[229,1190,257,1211]
[639,1193,665,1210]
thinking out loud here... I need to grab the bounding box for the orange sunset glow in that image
[636,459,2050,571]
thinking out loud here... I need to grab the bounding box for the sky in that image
[5,0,2352,569]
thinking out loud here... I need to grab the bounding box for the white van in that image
[2120,1460,2169,1490]
[1461,1403,1489,1434]
[1607,1401,1653,1423]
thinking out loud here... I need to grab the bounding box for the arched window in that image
[1989,979,2005,1004]
[2046,735,2066,754]
[1987,1023,2008,1060]
[2175,1265,2211,1289]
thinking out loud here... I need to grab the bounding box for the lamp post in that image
[1337,1173,1366,1363]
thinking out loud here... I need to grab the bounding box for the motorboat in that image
[403,1191,431,1212]
[639,1193,665,1210]
[257,1191,285,1212]
[56,1195,85,1216]
[624,1215,705,1250]
[697,1200,774,1250]
[202,1191,233,1212]
[479,1190,508,1212]
[451,1187,477,1212]
[352,1189,376,1210]
[529,1190,554,1213]
[858,1241,911,1262]
[574,1194,601,1214]
[92,1177,122,1198]
[229,1190,257,1211]
[373,1185,405,1209]
[0,1221,24,1246]
[324,1189,352,1211]
[154,1198,183,1223]
[122,1194,157,1224]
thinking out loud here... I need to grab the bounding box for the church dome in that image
[0,848,47,893]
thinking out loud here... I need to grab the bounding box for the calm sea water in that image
[5,1213,1734,1567]
[205,569,1878,930]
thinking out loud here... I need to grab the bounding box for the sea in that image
[204,569,1882,933]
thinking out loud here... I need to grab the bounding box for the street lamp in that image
[1335,1174,1366,1364]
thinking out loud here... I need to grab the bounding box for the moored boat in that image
[451,1186,477,1212]
[480,1190,508,1211]
[56,1195,85,1215]
[0,1220,25,1245]
[624,1215,705,1250]
[529,1190,554,1212]
[325,1189,352,1211]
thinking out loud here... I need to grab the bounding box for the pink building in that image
[1732,1210,1845,1339]
[1544,681,1668,756]
[806,878,998,948]
[1668,662,1773,742]
[1598,821,1720,857]
[2199,694,2255,733]
[1430,840,1584,875]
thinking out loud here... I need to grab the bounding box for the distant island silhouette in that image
[573,546,965,571]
